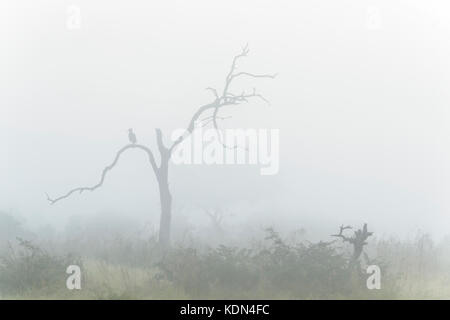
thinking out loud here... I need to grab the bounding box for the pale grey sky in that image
[1,0,449,238]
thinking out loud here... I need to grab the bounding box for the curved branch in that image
[169,102,218,152]
[46,144,158,205]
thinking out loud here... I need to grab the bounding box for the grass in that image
[0,228,449,300]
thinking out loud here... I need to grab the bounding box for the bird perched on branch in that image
[128,128,137,144]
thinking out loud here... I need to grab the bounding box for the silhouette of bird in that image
[128,128,137,144]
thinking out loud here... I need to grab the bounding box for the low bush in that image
[0,238,81,295]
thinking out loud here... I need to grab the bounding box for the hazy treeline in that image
[0,210,449,299]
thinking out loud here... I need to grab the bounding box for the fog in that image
[1,0,449,241]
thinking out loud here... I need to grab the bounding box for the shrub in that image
[0,238,81,295]
[155,228,365,298]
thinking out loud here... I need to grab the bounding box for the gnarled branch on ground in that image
[331,223,373,261]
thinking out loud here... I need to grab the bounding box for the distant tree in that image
[46,46,275,248]
[204,208,232,240]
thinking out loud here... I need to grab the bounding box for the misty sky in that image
[1,0,449,239]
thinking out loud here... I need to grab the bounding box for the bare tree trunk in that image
[157,154,172,248]
[155,129,172,248]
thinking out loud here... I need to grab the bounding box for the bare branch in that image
[230,72,277,82]
[201,114,232,128]
[331,225,353,242]
[205,87,219,99]
[46,144,158,205]
[169,101,218,152]
[201,115,232,122]
[210,110,247,151]
[169,45,275,154]
[223,89,271,106]
[222,44,250,96]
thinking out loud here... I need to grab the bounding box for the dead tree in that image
[46,45,275,249]
[204,208,226,235]
[331,223,373,261]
